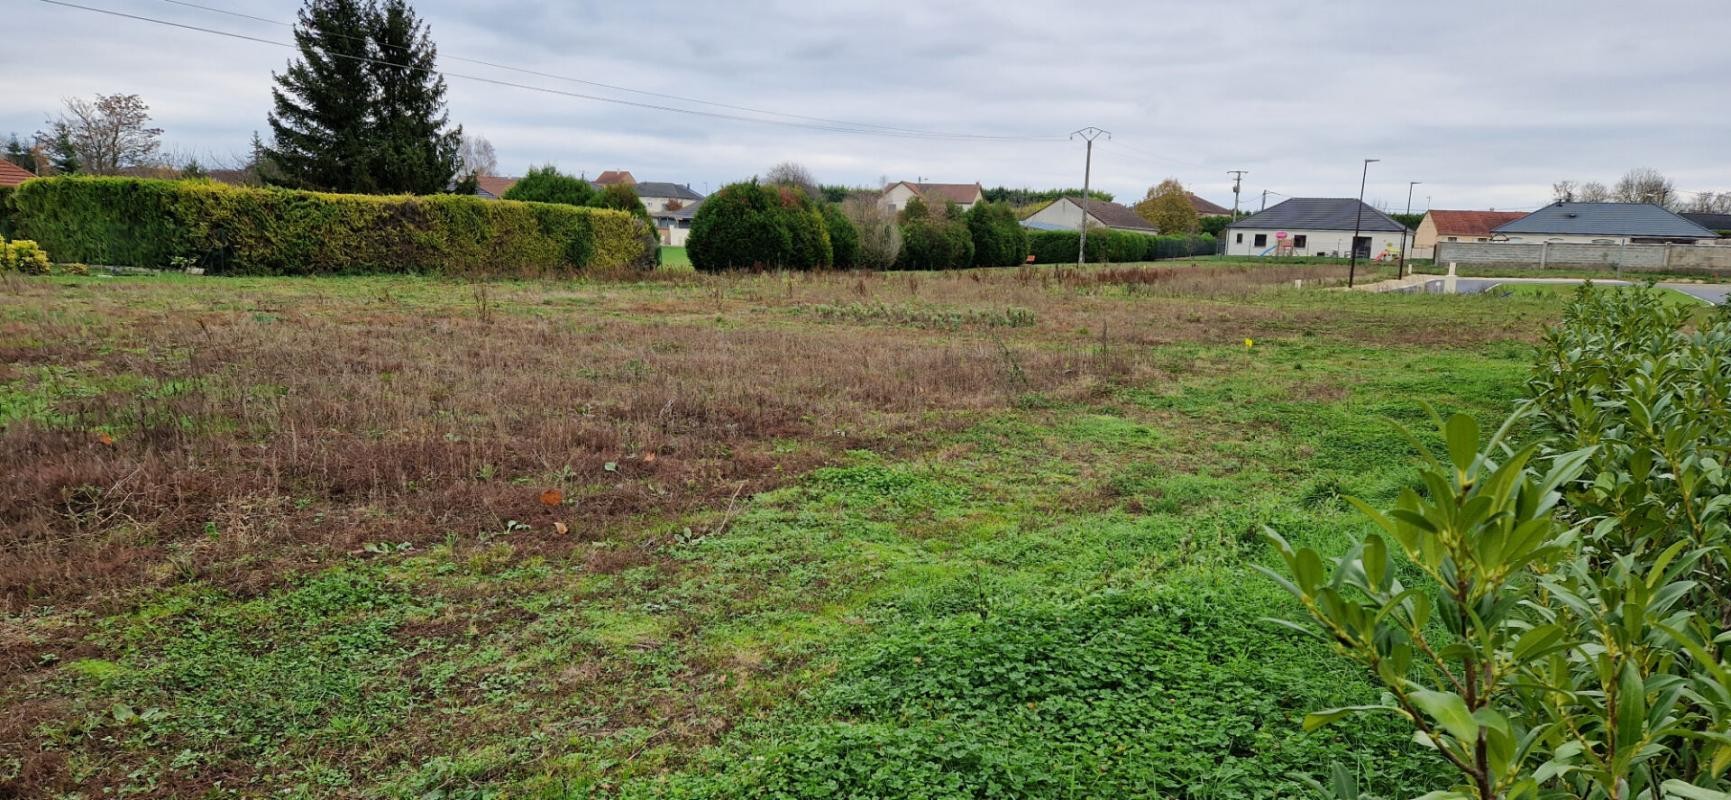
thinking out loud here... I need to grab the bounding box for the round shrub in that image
[688,181,832,271]
[896,216,974,270]
[966,202,1027,267]
[502,165,595,206]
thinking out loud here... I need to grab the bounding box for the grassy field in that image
[659,246,692,269]
[2,263,1580,798]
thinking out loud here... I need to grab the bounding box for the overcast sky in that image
[6,0,1728,211]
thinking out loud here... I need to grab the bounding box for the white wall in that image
[1223,227,1411,258]
[882,184,920,212]
[1024,199,1087,230]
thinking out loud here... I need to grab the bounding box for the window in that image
[1235,233,1243,244]
[1292,235,1307,248]
[1253,233,1267,247]
[1447,236,1458,241]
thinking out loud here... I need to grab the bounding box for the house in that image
[0,160,39,188]
[594,170,635,187]
[474,175,519,199]
[1223,198,1411,258]
[1020,196,1158,234]
[1492,202,1716,245]
[631,181,704,215]
[1681,212,1731,236]
[652,200,702,247]
[1188,193,1232,218]
[1412,210,1528,259]
[882,181,984,213]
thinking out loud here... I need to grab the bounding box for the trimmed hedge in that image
[0,185,15,239]
[897,216,974,270]
[9,176,655,275]
[688,181,832,270]
[966,202,1027,267]
[1027,229,1215,264]
[821,203,860,268]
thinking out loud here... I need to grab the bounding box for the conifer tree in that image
[368,0,460,194]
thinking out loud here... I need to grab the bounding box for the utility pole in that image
[1227,170,1247,220]
[1348,158,1379,289]
[1071,127,1110,267]
[1261,190,1271,212]
[1398,180,1421,279]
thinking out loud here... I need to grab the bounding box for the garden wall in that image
[10,177,656,275]
[1435,240,1731,275]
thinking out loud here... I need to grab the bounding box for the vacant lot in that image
[4,262,1570,797]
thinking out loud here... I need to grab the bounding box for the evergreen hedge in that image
[1026,230,1215,264]
[0,185,16,239]
[896,215,974,270]
[9,176,655,275]
[966,202,1027,267]
[820,203,860,268]
[688,181,832,270]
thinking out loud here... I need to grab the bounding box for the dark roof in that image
[1494,202,1716,238]
[660,200,702,221]
[0,160,39,187]
[475,175,518,199]
[1682,212,1731,233]
[1425,210,1529,237]
[1187,193,1231,216]
[632,181,703,201]
[1062,196,1157,232]
[1227,198,1409,232]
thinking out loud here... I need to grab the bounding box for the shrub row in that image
[9,176,656,275]
[0,185,16,239]
[1027,229,1215,264]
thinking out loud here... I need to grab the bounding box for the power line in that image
[145,0,1059,143]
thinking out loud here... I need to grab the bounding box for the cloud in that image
[4,0,1727,209]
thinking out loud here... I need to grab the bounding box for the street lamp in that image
[1348,158,1379,288]
[1397,181,1421,279]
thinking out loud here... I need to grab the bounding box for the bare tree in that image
[1551,180,1577,203]
[457,133,497,177]
[39,93,163,175]
[841,191,901,268]
[1613,167,1675,207]
[1687,192,1719,214]
[765,161,821,200]
[1579,181,1611,202]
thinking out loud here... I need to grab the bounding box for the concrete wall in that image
[1435,241,1731,273]
[1223,227,1410,258]
[1024,199,1087,230]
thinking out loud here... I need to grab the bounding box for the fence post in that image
[1664,244,1673,271]
[1539,242,1549,270]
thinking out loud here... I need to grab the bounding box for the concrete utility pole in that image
[1227,170,1247,220]
[1398,181,1421,279]
[1348,158,1379,288]
[1071,127,1110,267]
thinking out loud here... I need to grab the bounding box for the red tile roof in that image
[0,159,38,188]
[475,175,519,199]
[889,181,983,205]
[1426,210,1529,237]
[1187,193,1231,216]
[594,170,635,186]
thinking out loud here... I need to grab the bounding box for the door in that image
[1352,236,1372,258]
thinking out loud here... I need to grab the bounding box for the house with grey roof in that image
[1492,202,1717,245]
[632,181,704,215]
[651,198,702,247]
[1223,198,1412,258]
[1682,212,1731,235]
[1021,196,1158,234]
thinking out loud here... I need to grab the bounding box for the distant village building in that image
[1020,196,1158,234]
[1223,198,1411,258]
[1492,202,1716,245]
[1412,210,1528,260]
[0,159,38,188]
[881,181,984,213]
[1187,193,1232,218]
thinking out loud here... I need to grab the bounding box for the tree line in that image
[1552,167,1731,213]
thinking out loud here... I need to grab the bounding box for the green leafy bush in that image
[10,176,654,274]
[687,181,832,270]
[896,216,973,270]
[500,165,595,207]
[966,201,1027,267]
[589,181,650,222]
[1262,286,1731,800]
[0,185,17,239]
[820,203,859,268]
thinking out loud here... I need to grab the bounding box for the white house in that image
[1491,202,1717,245]
[630,181,704,215]
[882,181,984,213]
[1224,198,1412,259]
[1021,196,1158,233]
[651,200,701,247]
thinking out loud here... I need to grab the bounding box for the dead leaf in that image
[643,452,657,463]
[552,521,569,535]
[95,432,114,446]
[539,489,563,507]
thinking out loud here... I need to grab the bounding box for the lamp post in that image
[1398,180,1421,279]
[1071,127,1110,267]
[1348,158,1379,288]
